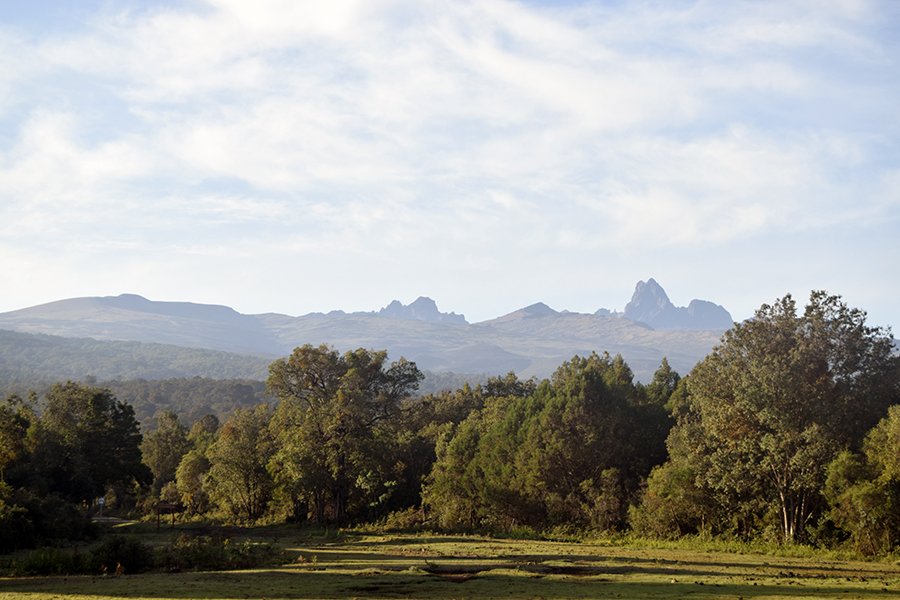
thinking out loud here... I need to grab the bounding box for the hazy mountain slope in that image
[0,287,731,382]
[475,307,723,379]
[0,295,279,355]
[0,329,272,382]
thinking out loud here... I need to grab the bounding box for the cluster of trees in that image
[630,292,900,549]
[2,291,899,554]
[423,354,675,530]
[134,346,679,528]
[0,383,151,550]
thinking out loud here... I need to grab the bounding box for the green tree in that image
[824,405,900,554]
[24,382,151,504]
[206,405,275,521]
[675,292,899,542]
[267,344,423,523]
[176,449,212,514]
[0,394,33,482]
[141,411,192,494]
[478,371,537,399]
[424,353,670,531]
[643,357,681,407]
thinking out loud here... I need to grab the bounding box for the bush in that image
[377,507,427,532]
[0,488,95,553]
[90,535,154,574]
[13,490,95,544]
[0,496,35,553]
[13,547,88,576]
[154,533,283,572]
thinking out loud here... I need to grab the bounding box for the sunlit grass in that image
[3,527,900,599]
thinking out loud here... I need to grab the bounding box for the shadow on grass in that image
[1,568,896,600]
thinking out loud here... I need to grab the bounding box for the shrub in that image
[13,490,95,544]
[0,496,35,553]
[90,535,154,574]
[154,533,283,572]
[14,547,87,576]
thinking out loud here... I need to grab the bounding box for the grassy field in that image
[2,523,899,600]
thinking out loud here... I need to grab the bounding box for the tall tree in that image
[25,382,151,503]
[267,344,423,523]
[0,394,33,482]
[424,353,669,531]
[678,292,899,541]
[824,404,900,554]
[206,405,275,520]
[141,410,192,494]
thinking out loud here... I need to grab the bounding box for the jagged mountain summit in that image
[377,297,467,324]
[612,278,734,331]
[298,297,466,324]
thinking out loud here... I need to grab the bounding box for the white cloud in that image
[0,0,896,325]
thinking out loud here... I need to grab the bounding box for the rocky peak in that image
[621,279,733,331]
[377,297,467,325]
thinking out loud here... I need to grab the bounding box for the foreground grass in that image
[3,527,900,600]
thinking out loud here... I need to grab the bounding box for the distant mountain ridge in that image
[0,281,731,382]
[301,296,467,324]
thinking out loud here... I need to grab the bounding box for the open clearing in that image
[3,528,900,600]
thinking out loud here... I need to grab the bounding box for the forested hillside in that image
[0,330,487,428]
[0,329,272,382]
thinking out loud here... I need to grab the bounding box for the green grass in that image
[2,527,900,599]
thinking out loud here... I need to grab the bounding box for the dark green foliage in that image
[0,485,34,553]
[18,382,151,504]
[16,490,95,543]
[635,292,900,543]
[418,371,488,396]
[267,344,423,524]
[89,534,154,574]
[424,353,672,532]
[13,546,89,576]
[0,394,33,482]
[141,411,192,494]
[0,377,268,430]
[207,405,276,521]
[154,533,284,572]
[822,405,900,554]
[107,378,267,428]
[9,533,279,575]
[176,449,213,514]
[0,485,95,553]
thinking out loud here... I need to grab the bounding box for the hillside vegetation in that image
[2,291,898,562]
[0,329,272,382]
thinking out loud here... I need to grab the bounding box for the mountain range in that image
[0,279,732,383]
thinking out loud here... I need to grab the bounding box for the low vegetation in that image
[1,290,899,589]
[3,526,900,599]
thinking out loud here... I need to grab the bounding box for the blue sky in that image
[1,0,898,328]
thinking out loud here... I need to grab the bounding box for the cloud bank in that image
[1,0,898,326]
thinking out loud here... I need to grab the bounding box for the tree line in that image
[2,291,899,553]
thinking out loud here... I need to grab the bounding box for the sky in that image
[1,0,898,328]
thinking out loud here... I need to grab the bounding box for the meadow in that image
[2,523,899,600]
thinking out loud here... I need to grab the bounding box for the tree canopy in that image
[22,382,151,503]
[267,344,423,523]
[667,292,899,541]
